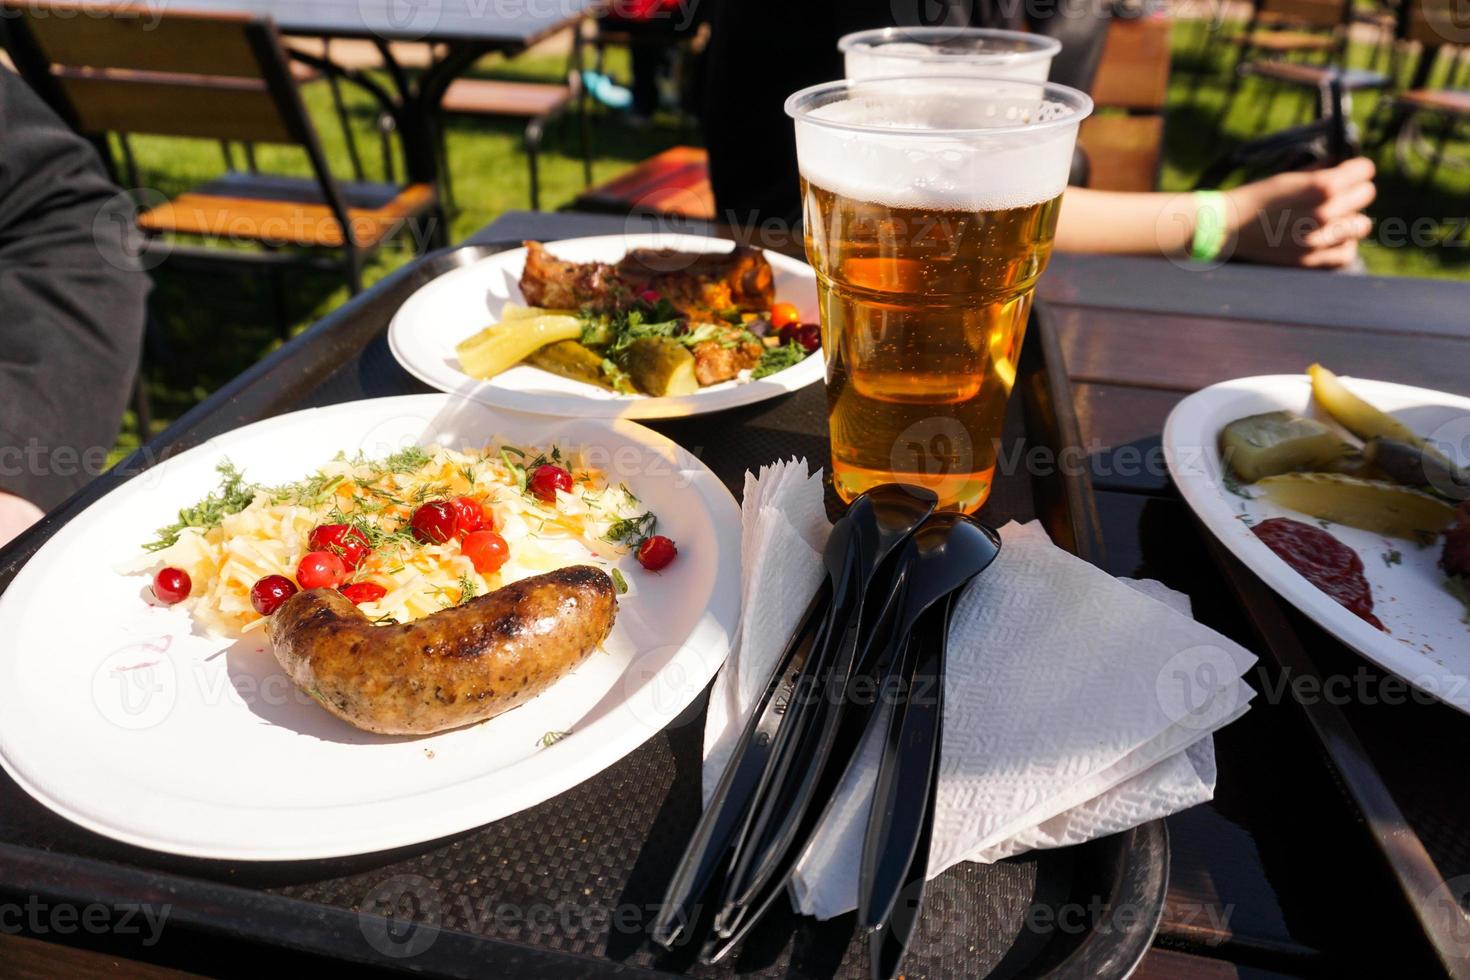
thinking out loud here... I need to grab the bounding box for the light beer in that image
[803,182,1061,510]
[787,75,1090,511]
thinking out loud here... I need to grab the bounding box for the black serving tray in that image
[0,239,1167,979]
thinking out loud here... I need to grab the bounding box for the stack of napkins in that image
[703,458,831,801]
[704,461,1257,921]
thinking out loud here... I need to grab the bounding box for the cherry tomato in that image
[307,523,371,569]
[450,495,487,535]
[529,464,573,504]
[151,567,191,605]
[250,575,298,616]
[339,581,387,605]
[297,551,348,590]
[410,500,458,544]
[637,288,662,305]
[461,529,509,575]
[636,535,677,571]
[779,323,822,353]
[769,302,801,331]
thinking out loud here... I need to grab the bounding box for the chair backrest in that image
[1089,13,1171,112]
[1258,0,1350,31]
[3,1,361,248]
[1401,0,1470,49]
[2,1,312,145]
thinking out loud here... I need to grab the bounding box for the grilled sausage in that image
[267,566,617,735]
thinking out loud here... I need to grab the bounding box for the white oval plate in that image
[1164,374,1470,713]
[0,395,741,860]
[388,233,825,419]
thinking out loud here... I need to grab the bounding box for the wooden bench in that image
[569,145,715,220]
[1078,14,1172,192]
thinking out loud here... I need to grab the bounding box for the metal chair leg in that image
[580,98,593,189]
[526,118,544,211]
[1426,114,1455,186]
[437,116,458,213]
[322,39,367,183]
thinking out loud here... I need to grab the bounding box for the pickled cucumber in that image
[1219,411,1346,482]
[455,314,581,380]
[525,340,616,390]
[1257,472,1456,540]
[620,338,698,397]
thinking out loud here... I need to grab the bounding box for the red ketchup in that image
[1252,517,1384,631]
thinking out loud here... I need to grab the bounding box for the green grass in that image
[1163,17,1470,280]
[121,33,1469,458]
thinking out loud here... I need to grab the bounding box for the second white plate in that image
[1164,374,1470,714]
[388,233,825,419]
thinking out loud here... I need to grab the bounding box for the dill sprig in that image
[144,460,258,551]
[605,511,656,547]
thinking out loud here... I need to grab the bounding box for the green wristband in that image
[1190,190,1228,263]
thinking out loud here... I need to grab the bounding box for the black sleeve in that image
[0,68,149,511]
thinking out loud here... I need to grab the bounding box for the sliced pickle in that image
[1257,472,1456,541]
[1363,437,1470,501]
[1219,411,1346,482]
[455,314,582,379]
[499,302,574,321]
[620,338,698,397]
[525,340,616,390]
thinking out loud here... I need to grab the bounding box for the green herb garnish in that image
[1382,549,1403,568]
[145,460,258,551]
[606,512,656,547]
[610,568,629,594]
[752,341,808,380]
[500,446,527,490]
[538,730,571,747]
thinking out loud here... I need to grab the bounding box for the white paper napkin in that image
[706,465,1258,921]
[703,459,831,804]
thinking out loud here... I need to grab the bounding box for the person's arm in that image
[0,494,44,547]
[1055,158,1377,268]
[0,69,148,544]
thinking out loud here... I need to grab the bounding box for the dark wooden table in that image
[3,210,1469,978]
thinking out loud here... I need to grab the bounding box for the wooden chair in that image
[1367,0,1470,182]
[569,145,714,219]
[437,28,591,211]
[2,1,439,296]
[1076,14,1172,192]
[1217,0,1360,126]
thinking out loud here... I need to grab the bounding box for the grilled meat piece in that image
[268,565,616,735]
[1443,502,1470,579]
[519,241,625,311]
[616,246,775,314]
[692,337,765,386]
[517,241,774,317]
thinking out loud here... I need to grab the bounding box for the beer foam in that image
[793,88,1081,212]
